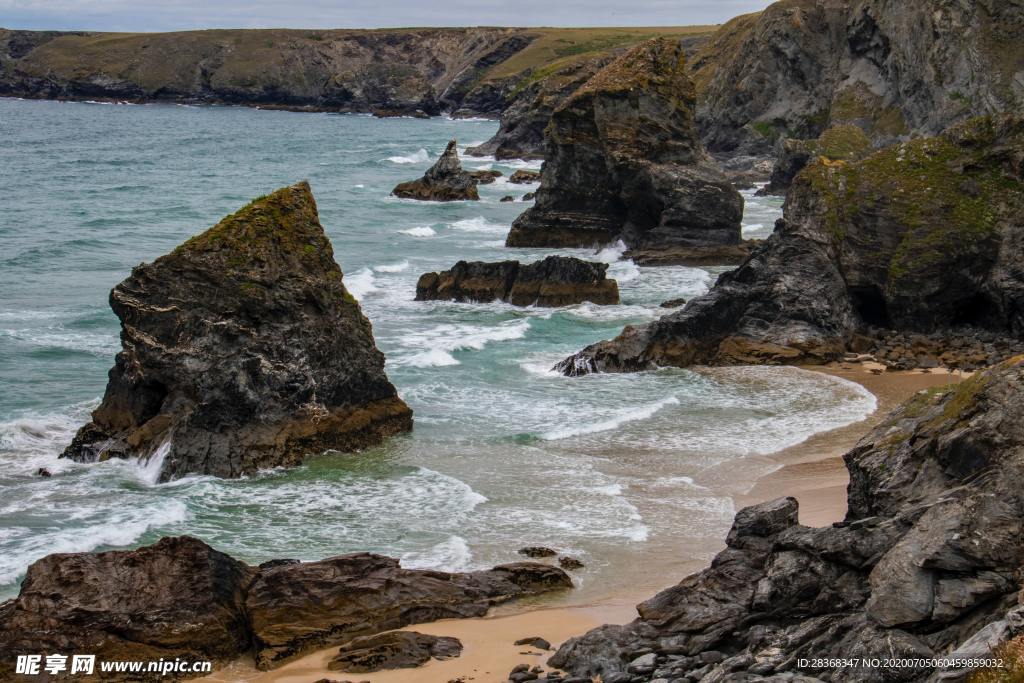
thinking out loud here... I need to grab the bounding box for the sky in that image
[1,0,775,32]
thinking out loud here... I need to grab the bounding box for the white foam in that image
[399,226,436,237]
[385,148,429,164]
[404,348,460,367]
[135,439,170,486]
[594,240,628,263]
[0,328,118,356]
[542,396,680,441]
[344,267,376,299]
[448,216,508,234]
[401,535,474,572]
[373,260,410,273]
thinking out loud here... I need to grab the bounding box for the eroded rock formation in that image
[416,256,619,307]
[61,182,412,479]
[690,0,1024,155]
[506,38,743,253]
[550,356,1024,682]
[392,140,480,201]
[329,631,462,673]
[0,536,572,679]
[758,124,872,196]
[557,115,1024,375]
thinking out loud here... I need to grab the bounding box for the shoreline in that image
[204,363,967,683]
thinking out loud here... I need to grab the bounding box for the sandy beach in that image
[205,364,967,683]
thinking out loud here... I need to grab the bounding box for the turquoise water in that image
[0,97,874,602]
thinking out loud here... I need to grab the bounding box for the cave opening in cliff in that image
[850,286,891,328]
[951,292,999,329]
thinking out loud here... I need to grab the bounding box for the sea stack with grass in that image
[61,181,413,480]
[392,139,480,201]
[505,37,744,258]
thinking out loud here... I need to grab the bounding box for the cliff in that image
[690,0,1024,154]
[0,26,711,116]
[61,182,412,480]
[506,38,743,252]
[557,115,1024,375]
[551,355,1024,682]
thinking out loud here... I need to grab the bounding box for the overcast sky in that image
[1,0,774,32]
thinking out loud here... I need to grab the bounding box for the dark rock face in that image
[466,54,612,160]
[416,256,619,307]
[468,169,503,184]
[506,38,743,253]
[758,124,872,196]
[509,169,541,184]
[329,631,462,672]
[61,182,411,480]
[691,0,1024,155]
[392,140,480,201]
[551,357,1024,681]
[0,536,572,679]
[556,115,1024,375]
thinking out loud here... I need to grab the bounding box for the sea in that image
[0,97,876,603]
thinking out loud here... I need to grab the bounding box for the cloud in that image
[0,0,774,32]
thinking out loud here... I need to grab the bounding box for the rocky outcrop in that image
[690,0,1024,155]
[758,124,872,196]
[557,115,1024,375]
[0,536,572,679]
[551,356,1024,682]
[392,140,479,201]
[61,182,412,479]
[329,631,462,672]
[509,169,541,184]
[415,256,619,307]
[466,54,612,160]
[506,38,743,253]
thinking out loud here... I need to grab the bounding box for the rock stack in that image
[61,182,413,479]
[506,38,743,256]
[392,139,480,201]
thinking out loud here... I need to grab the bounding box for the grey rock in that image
[392,140,480,201]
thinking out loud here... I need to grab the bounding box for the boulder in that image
[61,182,412,479]
[509,169,540,184]
[416,256,619,307]
[550,357,1024,681]
[392,140,480,201]
[519,546,558,558]
[506,38,743,254]
[0,536,572,679]
[468,169,503,184]
[556,115,1024,375]
[328,631,462,672]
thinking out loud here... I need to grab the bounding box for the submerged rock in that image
[61,182,412,479]
[329,631,462,672]
[392,140,480,201]
[468,169,503,184]
[506,38,743,254]
[416,256,619,307]
[556,115,1024,375]
[0,536,572,678]
[551,357,1024,681]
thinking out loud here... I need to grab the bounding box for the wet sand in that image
[205,364,967,683]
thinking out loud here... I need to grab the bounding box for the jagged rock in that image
[329,631,462,672]
[61,182,412,479]
[392,140,480,201]
[519,546,558,558]
[515,636,552,650]
[0,536,572,679]
[558,556,585,570]
[416,256,619,307]
[550,357,1024,682]
[623,242,755,267]
[500,195,515,202]
[372,107,430,119]
[757,125,872,196]
[466,54,612,160]
[522,191,536,201]
[509,169,541,184]
[690,0,1024,154]
[659,298,687,309]
[556,115,1024,375]
[506,38,743,253]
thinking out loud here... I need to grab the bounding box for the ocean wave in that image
[401,535,474,572]
[0,328,118,356]
[344,267,376,299]
[384,148,429,164]
[541,396,680,441]
[402,348,460,367]
[448,216,509,234]
[399,226,436,237]
[373,260,410,273]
